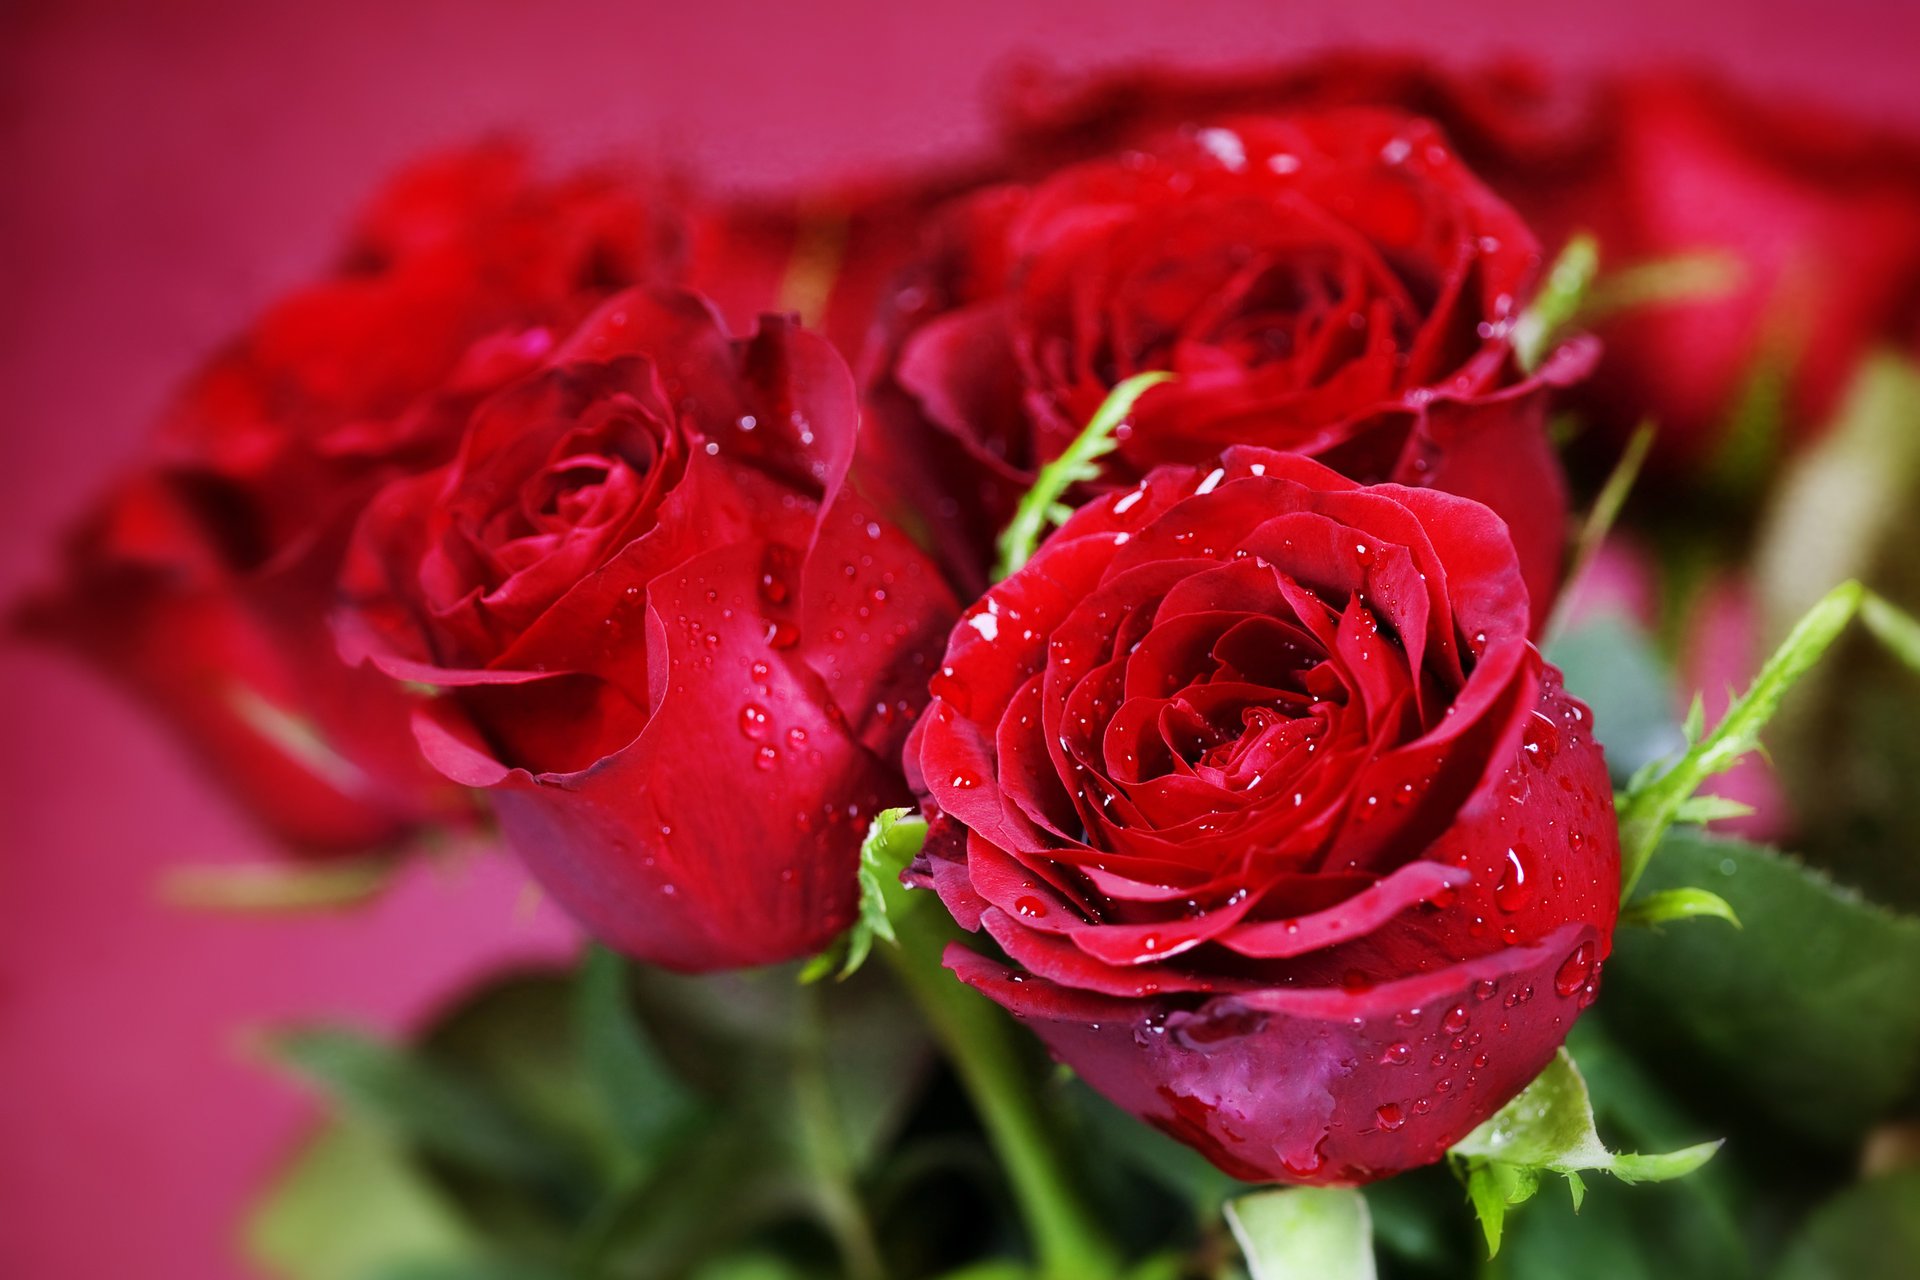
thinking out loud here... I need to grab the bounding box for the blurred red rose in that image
[19,143,689,853]
[1556,74,1920,472]
[338,288,958,970]
[868,109,1585,626]
[998,57,1920,476]
[910,448,1618,1184]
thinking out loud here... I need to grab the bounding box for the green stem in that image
[794,984,887,1280]
[880,878,1122,1279]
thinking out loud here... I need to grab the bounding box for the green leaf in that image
[1578,250,1745,323]
[1490,1170,1750,1280]
[1601,831,1920,1144]
[1479,1020,1750,1280]
[994,371,1174,579]
[244,1120,478,1280]
[1452,1050,1721,1255]
[262,1027,582,1190]
[1748,358,1920,909]
[160,857,395,913]
[1671,795,1756,825]
[1514,233,1598,372]
[1225,1185,1377,1280]
[368,1262,577,1280]
[1619,887,1741,931]
[1861,590,1920,677]
[802,808,926,982]
[1773,1170,1920,1280]
[1615,580,1863,898]
[574,947,701,1159]
[593,962,933,1278]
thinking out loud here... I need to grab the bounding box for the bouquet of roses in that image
[24,53,1920,1280]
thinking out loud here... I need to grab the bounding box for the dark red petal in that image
[951,921,1603,1184]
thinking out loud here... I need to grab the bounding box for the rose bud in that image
[18,143,689,853]
[337,288,959,970]
[866,109,1590,627]
[910,447,1618,1184]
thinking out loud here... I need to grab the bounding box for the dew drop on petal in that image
[1555,942,1595,997]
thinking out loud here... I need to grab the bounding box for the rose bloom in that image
[337,287,958,970]
[866,108,1586,626]
[19,143,688,852]
[910,448,1618,1184]
[1558,74,1920,471]
[997,57,1920,476]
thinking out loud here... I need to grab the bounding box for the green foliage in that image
[994,371,1174,579]
[1618,886,1741,931]
[1752,352,1920,911]
[245,1120,480,1280]
[261,1027,586,1190]
[800,808,926,982]
[1602,832,1920,1145]
[1614,580,1864,898]
[1514,234,1598,372]
[1225,1186,1377,1280]
[247,958,935,1280]
[574,947,701,1161]
[1451,1050,1721,1256]
[1772,1171,1920,1280]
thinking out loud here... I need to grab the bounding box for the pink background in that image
[4,2,1917,1275]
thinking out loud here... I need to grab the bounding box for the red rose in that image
[867,109,1585,626]
[20,143,688,852]
[910,448,1618,1184]
[998,58,1920,475]
[337,288,959,970]
[994,52,1596,183]
[1550,75,1920,470]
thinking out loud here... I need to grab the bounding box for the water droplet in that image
[1495,846,1534,912]
[739,704,770,739]
[948,771,980,790]
[1375,1103,1405,1131]
[754,745,779,771]
[930,665,974,716]
[1380,1042,1411,1066]
[1014,895,1049,919]
[1555,942,1595,997]
[1471,978,1498,1003]
[1442,1005,1470,1034]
